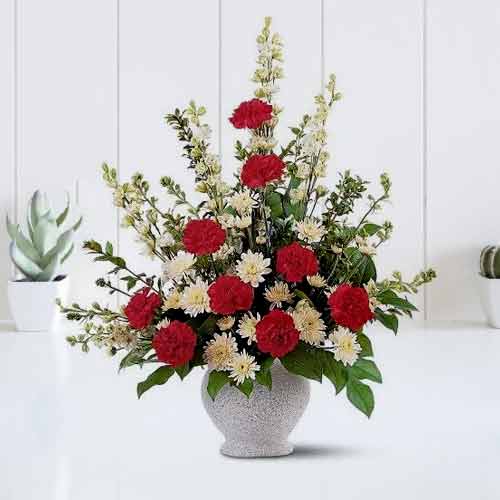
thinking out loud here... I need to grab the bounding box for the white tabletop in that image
[0,319,499,500]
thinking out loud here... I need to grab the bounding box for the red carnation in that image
[276,242,319,282]
[124,288,161,330]
[153,320,197,367]
[208,275,254,315]
[256,310,300,358]
[182,219,226,256]
[328,283,374,331]
[240,154,285,189]
[229,98,273,129]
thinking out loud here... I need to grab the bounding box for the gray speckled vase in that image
[201,361,310,458]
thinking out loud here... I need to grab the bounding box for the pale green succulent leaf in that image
[5,214,18,240]
[37,254,60,281]
[71,215,83,232]
[55,193,70,227]
[60,243,74,264]
[27,215,34,241]
[40,228,73,268]
[30,190,45,227]
[33,212,58,255]
[6,215,41,263]
[9,242,43,280]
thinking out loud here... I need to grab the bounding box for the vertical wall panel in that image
[119,0,219,279]
[17,0,117,307]
[325,0,425,314]
[0,0,14,319]
[220,0,322,179]
[427,0,500,319]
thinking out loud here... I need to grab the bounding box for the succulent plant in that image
[480,245,500,278]
[6,190,82,281]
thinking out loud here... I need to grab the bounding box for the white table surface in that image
[0,319,499,500]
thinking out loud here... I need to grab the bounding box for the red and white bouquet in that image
[61,18,435,417]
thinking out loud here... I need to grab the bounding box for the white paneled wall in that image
[1,0,499,320]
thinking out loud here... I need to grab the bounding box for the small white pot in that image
[201,361,310,458]
[7,276,70,332]
[477,274,500,328]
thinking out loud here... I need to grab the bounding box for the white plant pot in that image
[477,274,500,328]
[201,361,310,458]
[7,276,70,332]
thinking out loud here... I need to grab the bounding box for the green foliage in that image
[317,349,347,394]
[137,366,175,399]
[346,377,375,418]
[375,310,399,334]
[207,371,230,400]
[350,359,382,384]
[236,379,254,398]
[6,191,82,281]
[281,343,323,382]
[255,357,274,390]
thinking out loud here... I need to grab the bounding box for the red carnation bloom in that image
[240,154,285,189]
[328,283,374,331]
[153,320,197,367]
[276,242,319,282]
[229,98,273,129]
[182,219,226,256]
[256,310,300,358]
[208,275,254,315]
[124,288,161,330]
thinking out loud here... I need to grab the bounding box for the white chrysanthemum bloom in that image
[218,213,235,229]
[229,190,258,214]
[156,318,171,330]
[217,316,235,331]
[264,282,293,309]
[237,312,261,344]
[295,218,325,243]
[229,350,260,385]
[163,289,181,310]
[158,231,175,247]
[161,251,195,281]
[356,236,377,256]
[329,328,362,366]
[236,250,271,287]
[203,333,238,370]
[307,274,327,288]
[180,278,211,317]
[213,243,234,261]
[233,215,252,229]
[292,305,326,345]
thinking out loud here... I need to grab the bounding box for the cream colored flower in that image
[292,305,326,345]
[290,185,306,204]
[331,245,343,255]
[233,215,252,229]
[296,163,311,180]
[203,333,238,370]
[180,278,211,317]
[356,236,377,256]
[295,218,325,243]
[229,350,260,385]
[163,289,181,310]
[107,323,136,349]
[213,243,234,261]
[229,190,257,214]
[236,250,271,287]
[363,279,380,312]
[329,328,362,366]
[156,318,171,330]
[217,316,235,331]
[161,251,195,281]
[264,282,293,309]
[237,312,261,344]
[307,274,327,288]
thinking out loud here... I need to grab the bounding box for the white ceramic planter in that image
[477,274,500,328]
[201,361,310,458]
[7,276,70,332]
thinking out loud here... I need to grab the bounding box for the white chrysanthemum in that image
[217,316,235,331]
[236,250,271,287]
[264,282,293,309]
[329,328,362,366]
[156,318,171,330]
[229,190,257,214]
[213,243,234,261]
[229,350,260,385]
[237,312,261,344]
[295,218,325,243]
[180,278,211,317]
[292,305,326,345]
[307,274,327,288]
[233,215,252,229]
[163,289,181,310]
[162,251,195,280]
[203,333,238,370]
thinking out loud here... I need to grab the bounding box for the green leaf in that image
[357,333,373,357]
[350,359,382,383]
[137,365,175,399]
[55,194,70,227]
[281,343,322,382]
[346,378,374,417]
[207,370,230,401]
[377,290,418,312]
[317,349,347,394]
[360,223,382,237]
[266,192,283,218]
[255,357,274,390]
[9,242,43,280]
[197,315,217,336]
[375,310,399,334]
[105,242,113,255]
[175,363,191,380]
[236,378,254,398]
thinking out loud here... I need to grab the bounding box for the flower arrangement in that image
[60,18,435,417]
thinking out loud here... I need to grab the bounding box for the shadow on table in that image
[285,443,368,461]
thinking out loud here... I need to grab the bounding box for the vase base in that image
[220,441,293,458]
